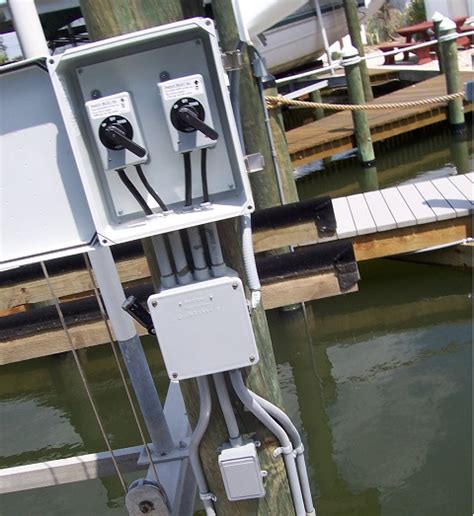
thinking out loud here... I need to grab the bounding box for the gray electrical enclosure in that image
[147,274,259,380]
[218,442,266,501]
[48,18,254,246]
[0,59,96,270]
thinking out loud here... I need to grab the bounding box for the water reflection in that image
[268,260,471,515]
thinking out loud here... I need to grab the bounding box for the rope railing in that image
[274,30,474,86]
[265,91,466,111]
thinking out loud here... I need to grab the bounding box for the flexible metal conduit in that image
[151,235,177,289]
[189,376,216,516]
[229,370,306,516]
[250,391,315,515]
[213,373,243,446]
[241,214,262,308]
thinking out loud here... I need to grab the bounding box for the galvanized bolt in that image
[151,300,158,308]
[172,372,178,379]
[139,500,154,514]
[232,282,238,290]
[249,356,255,362]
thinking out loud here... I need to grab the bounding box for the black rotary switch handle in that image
[104,123,147,158]
[176,106,219,141]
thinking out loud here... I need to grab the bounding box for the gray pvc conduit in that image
[168,231,193,285]
[241,214,262,309]
[213,373,243,447]
[189,376,216,516]
[151,234,177,289]
[229,370,306,516]
[204,222,227,277]
[186,227,211,281]
[250,392,315,515]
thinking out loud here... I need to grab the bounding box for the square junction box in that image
[218,442,266,501]
[48,18,253,246]
[147,275,258,380]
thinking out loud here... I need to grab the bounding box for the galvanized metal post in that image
[432,11,445,74]
[88,247,175,455]
[438,17,466,136]
[342,44,377,183]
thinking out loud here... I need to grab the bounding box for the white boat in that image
[0,0,384,74]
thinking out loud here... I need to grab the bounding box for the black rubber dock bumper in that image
[252,196,337,239]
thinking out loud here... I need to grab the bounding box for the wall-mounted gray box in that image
[147,274,258,380]
[218,442,266,501]
[48,18,254,246]
[0,59,96,270]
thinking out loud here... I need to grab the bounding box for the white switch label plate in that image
[162,75,204,100]
[87,94,131,119]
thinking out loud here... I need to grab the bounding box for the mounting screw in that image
[179,440,188,449]
[232,282,238,290]
[159,70,170,81]
[151,300,158,308]
[249,356,255,362]
[138,500,155,514]
[172,372,178,379]
[91,89,101,99]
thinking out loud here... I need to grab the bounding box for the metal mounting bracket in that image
[221,50,243,71]
[137,439,190,466]
[244,153,265,174]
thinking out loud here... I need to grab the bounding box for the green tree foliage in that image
[405,0,427,25]
[0,36,6,64]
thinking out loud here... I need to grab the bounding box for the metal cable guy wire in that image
[40,261,127,493]
[83,254,163,489]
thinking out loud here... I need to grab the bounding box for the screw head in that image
[151,300,158,308]
[159,70,170,81]
[249,356,255,362]
[172,372,178,379]
[138,500,154,514]
[91,89,101,99]
[232,282,238,290]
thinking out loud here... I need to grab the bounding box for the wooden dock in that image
[1,173,471,365]
[286,72,473,166]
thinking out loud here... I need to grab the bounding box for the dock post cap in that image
[431,11,445,22]
[439,17,456,32]
[341,44,360,64]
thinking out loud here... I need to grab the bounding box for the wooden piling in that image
[432,11,444,74]
[438,17,466,135]
[79,1,297,513]
[341,44,377,189]
[342,0,373,101]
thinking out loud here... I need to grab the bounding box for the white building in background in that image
[423,0,473,19]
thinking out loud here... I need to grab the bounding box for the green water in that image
[0,125,472,515]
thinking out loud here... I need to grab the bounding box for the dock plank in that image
[363,190,397,231]
[287,72,473,165]
[448,174,474,203]
[431,177,472,217]
[380,187,417,228]
[333,197,357,239]
[414,181,457,221]
[397,184,437,224]
[347,194,377,235]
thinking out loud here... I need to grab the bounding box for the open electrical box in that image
[48,18,253,246]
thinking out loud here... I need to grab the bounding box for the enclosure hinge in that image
[244,153,265,174]
[221,50,243,71]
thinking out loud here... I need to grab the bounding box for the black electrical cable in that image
[117,168,153,216]
[183,151,192,207]
[200,148,210,203]
[135,164,168,212]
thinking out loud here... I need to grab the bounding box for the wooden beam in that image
[0,269,354,364]
[254,221,319,253]
[262,271,357,310]
[0,445,147,494]
[352,217,472,261]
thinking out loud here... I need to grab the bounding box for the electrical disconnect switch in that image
[85,92,148,171]
[218,442,266,501]
[158,74,218,153]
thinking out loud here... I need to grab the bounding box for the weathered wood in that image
[0,445,147,494]
[287,73,473,166]
[390,241,473,269]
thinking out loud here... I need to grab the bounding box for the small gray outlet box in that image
[147,274,258,380]
[218,442,266,501]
